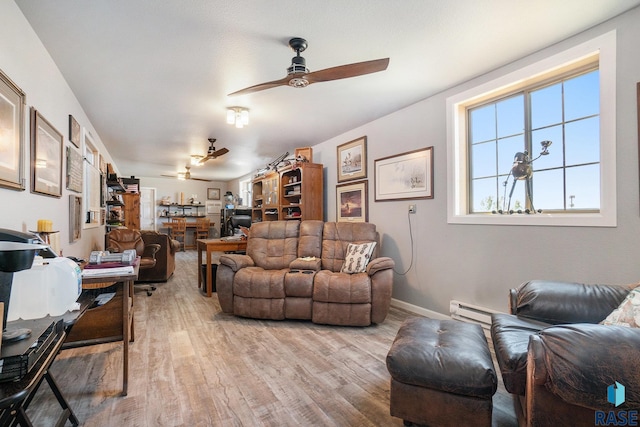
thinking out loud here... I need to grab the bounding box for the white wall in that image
[313,7,640,315]
[0,1,117,257]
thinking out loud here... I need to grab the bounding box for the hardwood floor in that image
[27,251,517,426]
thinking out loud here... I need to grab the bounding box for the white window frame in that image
[446,31,616,227]
[83,130,101,229]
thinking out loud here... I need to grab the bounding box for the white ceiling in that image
[15,0,640,182]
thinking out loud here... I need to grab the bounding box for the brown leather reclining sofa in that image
[137,231,181,282]
[216,220,395,326]
[491,280,640,426]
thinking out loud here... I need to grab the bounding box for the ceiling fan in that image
[194,138,229,165]
[228,37,389,97]
[162,165,211,182]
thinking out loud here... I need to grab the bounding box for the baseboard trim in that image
[390,299,450,320]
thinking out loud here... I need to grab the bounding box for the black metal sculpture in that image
[498,140,552,214]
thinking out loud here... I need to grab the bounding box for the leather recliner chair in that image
[491,280,640,426]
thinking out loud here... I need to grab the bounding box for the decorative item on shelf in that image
[37,219,53,232]
[224,191,235,209]
[226,107,249,128]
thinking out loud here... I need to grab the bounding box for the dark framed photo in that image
[0,68,26,191]
[336,180,368,222]
[69,114,81,148]
[31,108,63,198]
[337,136,367,182]
[208,187,220,200]
[375,147,434,201]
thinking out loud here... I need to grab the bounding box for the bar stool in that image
[170,217,187,251]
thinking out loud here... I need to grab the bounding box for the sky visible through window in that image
[469,69,600,213]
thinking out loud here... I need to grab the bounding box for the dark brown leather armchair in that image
[138,231,180,282]
[106,229,160,295]
[491,280,640,426]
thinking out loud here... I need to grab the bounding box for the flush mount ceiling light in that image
[191,155,203,165]
[226,107,249,129]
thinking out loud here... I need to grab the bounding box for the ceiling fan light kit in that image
[226,107,249,128]
[227,37,389,97]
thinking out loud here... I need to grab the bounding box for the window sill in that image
[447,212,615,227]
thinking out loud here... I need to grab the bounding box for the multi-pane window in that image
[468,68,600,214]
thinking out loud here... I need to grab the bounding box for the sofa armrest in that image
[528,324,640,411]
[512,280,632,324]
[219,253,254,272]
[366,256,394,276]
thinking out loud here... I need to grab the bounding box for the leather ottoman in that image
[386,318,497,427]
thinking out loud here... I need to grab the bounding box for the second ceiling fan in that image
[228,37,389,97]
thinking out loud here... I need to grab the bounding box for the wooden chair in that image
[170,217,187,251]
[195,217,210,240]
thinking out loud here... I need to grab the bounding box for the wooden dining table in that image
[197,238,248,297]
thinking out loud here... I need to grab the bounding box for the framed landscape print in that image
[375,147,434,201]
[31,108,63,197]
[336,180,368,222]
[337,136,367,182]
[0,68,26,191]
[208,187,220,200]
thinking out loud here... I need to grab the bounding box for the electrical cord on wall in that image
[393,210,414,275]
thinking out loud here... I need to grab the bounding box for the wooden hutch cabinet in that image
[251,162,323,223]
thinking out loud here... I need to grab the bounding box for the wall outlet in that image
[409,204,416,214]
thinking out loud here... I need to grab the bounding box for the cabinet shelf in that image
[251,162,323,222]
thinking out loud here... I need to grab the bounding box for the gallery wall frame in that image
[208,187,220,200]
[337,136,367,182]
[0,68,26,191]
[374,146,434,201]
[31,108,63,198]
[336,180,368,222]
[66,146,83,193]
[69,195,82,242]
[69,114,81,148]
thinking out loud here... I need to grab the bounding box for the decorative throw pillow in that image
[601,286,640,327]
[340,242,376,274]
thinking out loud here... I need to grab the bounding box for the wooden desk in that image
[162,221,214,250]
[197,238,247,297]
[64,262,139,396]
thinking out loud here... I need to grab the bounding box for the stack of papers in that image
[82,265,134,277]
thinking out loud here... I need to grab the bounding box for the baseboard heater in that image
[449,300,500,330]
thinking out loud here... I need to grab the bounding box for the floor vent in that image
[449,300,499,330]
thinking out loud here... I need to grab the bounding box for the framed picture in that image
[375,147,434,201]
[69,195,82,242]
[336,180,368,222]
[66,146,83,192]
[208,187,220,200]
[31,108,63,198]
[0,68,26,191]
[337,136,367,182]
[69,114,80,148]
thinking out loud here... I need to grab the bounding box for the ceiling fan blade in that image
[228,75,291,97]
[191,177,212,182]
[305,58,389,84]
[161,174,177,178]
[212,147,229,157]
[198,147,229,164]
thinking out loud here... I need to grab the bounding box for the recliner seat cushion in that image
[490,313,550,395]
